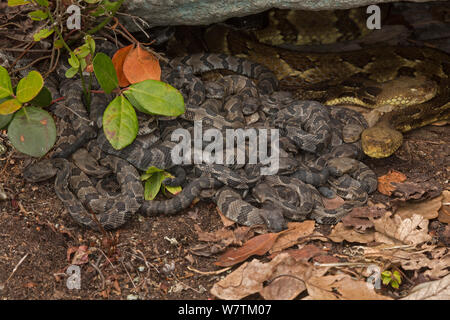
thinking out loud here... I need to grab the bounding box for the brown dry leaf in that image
[377,170,407,196]
[270,244,323,261]
[123,44,161,84]
[342,206,386,231]
[112,44,133,87]
[395,194,443,220]
[215,233,279,267]
[189,243,227,257]
[269,221,315,253]
[438,190,450,224]
[216,206,236,227]
[210,253,328,300]
[328,222,375,244]
[305,274,392,300]
[67,245,89,265]
[401,274,450,300]
[312,255,340,264]
[390,181,441,202]
[371,212,432,245]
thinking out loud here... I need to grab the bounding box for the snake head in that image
[23,159,58,182]
[258,208,287,232]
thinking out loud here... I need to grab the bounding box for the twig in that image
[187,266,231,275]
[12,55,52,74]
[89,261,106,291]
[0,48,52,53]
[3,253,29,285]
[120,260,137,289]
[314,262,376,267]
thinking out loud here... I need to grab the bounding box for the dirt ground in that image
[0,123,448,300]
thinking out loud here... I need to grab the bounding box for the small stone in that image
[138,266,145,272]
[126,294,139,300]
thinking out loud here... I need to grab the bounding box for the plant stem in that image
[87,0,125,36]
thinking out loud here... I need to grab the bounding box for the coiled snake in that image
[23,46,379,231]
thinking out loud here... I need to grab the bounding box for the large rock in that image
[122,0,436,29]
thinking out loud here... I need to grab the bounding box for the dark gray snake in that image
[23,50,377,232]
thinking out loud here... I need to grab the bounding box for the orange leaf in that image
[112,44,133,87]
[123,44,161,84]
[377,170,407,196]
[215,233,279,267]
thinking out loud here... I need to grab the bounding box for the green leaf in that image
[0,66,13,99]
[74,44,91,59]
[381,271,392,278]
[93,52,118,94]
[144,172,165,200]
[16,71,44,103]
[65,67,78,79]
[392,271,402,284]
[0,98,22,115]
[391,281,399,289]
[84,35,95,54]
[68,52,80,68]
[8,106,56,157]
[164,184,182,195]
[145,166,165,174]
[30,86,52,107]
[102,95,138,150]
[381,277,391,286]
[90,0,121,16]
[84,0,101,3]
[34,0,49,6]
[33,28,54,41]
[124,80,185,116]
[28,10,48,21]
[54,39,64,49]
[0,113,13,129]
[7,0,30,6]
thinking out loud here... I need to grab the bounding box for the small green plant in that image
[4,0,185,157]
[381,270,402,289]
[141,167,182,200]
[0,67,56,157]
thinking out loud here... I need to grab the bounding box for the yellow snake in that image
[201,9,450,158]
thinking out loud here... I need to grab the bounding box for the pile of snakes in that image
[23,49,379,232]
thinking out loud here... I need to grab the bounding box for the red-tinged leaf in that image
[215,233,279,267]
[112,44,133,87]
[378,170,407,196]
[123,44,161,83]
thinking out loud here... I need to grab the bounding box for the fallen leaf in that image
[438,190,450,224]
[401,274,450,300]
[216,206,236,227]
[305,274,392,300]
[210,253,328,300]
[341,206,386,231]
[395,194,443,220]
[112,44,133,87]
[390,181,441,202]
[371,212,432,245]
[269,221,315,253]
[270,244,323,261]
[377,170,407,196]
[328,222,375,244]
[123,44,161,83]
[312,255,340,264]
[67,245,89,265]
[215,233,279,267]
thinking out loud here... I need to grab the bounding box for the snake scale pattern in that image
[22,8,448,231]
